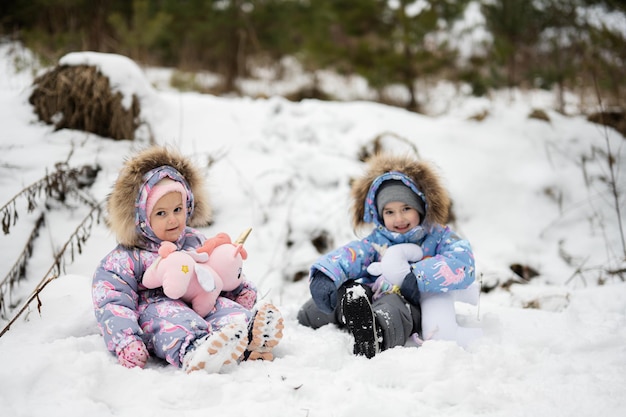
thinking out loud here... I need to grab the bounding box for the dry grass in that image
[29,65,140,140]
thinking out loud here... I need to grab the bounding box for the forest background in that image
[1,0,625,117]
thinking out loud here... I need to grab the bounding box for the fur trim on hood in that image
[106,146,212,247]
[350,153,450,229]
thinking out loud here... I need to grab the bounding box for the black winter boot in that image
[341,285,380,359]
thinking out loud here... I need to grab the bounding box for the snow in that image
[59,51,157,109]
[1,41,625,417]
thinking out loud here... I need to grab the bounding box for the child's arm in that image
[308,239,378,313]
[409,225,475,293]
[311,238,378,286]
[92,246,147,366]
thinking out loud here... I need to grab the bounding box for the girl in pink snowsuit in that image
[92,146,283,372]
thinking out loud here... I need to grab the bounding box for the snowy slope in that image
[0,43,625,417]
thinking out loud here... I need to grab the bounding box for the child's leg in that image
[297,298,339,329]
[138,298,210,367]
[140,296,253,372]
[372,293,421,351]
[182,321,248,373]
[206,296,253,330]
[298,280,375,330]
[341,283,378,358]
[182,297,253,373]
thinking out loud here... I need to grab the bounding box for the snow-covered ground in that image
[0,42,625,417]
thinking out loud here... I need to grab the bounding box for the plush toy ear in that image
[197,238,217,255]
[236,244,248,260]
[198,233,232,255]
[195,265,217,292]
[158,241,177,257]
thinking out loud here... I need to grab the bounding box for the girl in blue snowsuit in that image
[297,153,479,357]
[92,146,283,372]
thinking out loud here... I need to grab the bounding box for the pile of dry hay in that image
[29,64,140,140]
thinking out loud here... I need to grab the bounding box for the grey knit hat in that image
[376,180,425,218]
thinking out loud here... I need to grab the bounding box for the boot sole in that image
[342,287,379,359]
[244,302,284,361]
[184,322,248,373]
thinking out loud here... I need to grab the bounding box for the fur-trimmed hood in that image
[106,146,212,248]
[350,153,450,229]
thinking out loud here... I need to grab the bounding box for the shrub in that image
[29,64,139,140]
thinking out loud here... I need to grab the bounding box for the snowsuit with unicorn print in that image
[91,146,270,371]
[298,153,480,354]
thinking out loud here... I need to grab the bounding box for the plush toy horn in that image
[234,227,252,245]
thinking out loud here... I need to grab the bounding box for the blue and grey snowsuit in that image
[298,169,475,349]
[314,171,475,293]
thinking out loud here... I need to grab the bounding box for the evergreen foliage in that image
[0,0,624,112]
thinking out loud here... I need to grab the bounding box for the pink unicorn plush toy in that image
[143,229,251,317]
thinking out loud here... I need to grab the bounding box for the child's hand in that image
[118,340,149,369]
[310,271,337,314]
[234,285,257,310]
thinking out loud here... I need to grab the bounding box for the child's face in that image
[149,192,187,242]
[381,201,421,233]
